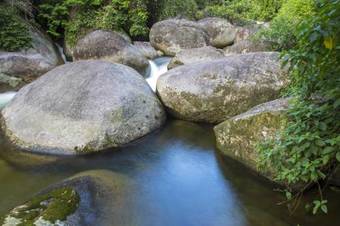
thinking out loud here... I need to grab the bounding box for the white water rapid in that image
[0,91,16,109]
[146,57,171,91]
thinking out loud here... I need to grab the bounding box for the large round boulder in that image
[157,52,288,123]
[1,170,134,226]
[1,60,166,155]
[73,30,149,74]
[0,25,63,91]
[197,17,237,48]
[149,19,209,56]
[168,46,225,69]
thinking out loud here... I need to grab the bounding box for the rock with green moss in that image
[1,170,133,226]
[168,46,225,69]
[1,60,166,155]
[197,17,237,48]
[73,30,149,74]
[0,20,63,91]
[150,19,209,56]
[214,98,289,182]
[157,52,288,123]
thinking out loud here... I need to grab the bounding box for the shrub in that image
[0,4,32,51]
[258,0,340,214]
[198,0,284,24]
[256,0,316,50]
[36,0,149,46]
[156,0,198,20]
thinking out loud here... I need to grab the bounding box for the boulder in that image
[0,170,134,226]
[157,52,288,123]
[224,39,272,54]
[1,60,166,155]
[149,19,209,56]
[214,98,289,182]
[234,23,269,43]
[133,41,163,59]
[73,30,149,74]
[168,46,225,69]
[0,25,63,91]
[197,17,237,48]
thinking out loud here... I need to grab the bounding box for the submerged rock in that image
[0,25,63,91]
[149,19,209,56]
[0,170,133,226]
[157,52,288,123]
[73,30,149,74]
[214,98,289,182]
[197,17,237,48]
[133,41,163,59]
[1,60,166,155]
[168,46,225,69]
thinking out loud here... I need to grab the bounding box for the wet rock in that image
[157,52,288,123]
[133,41,163,59]
[197,17,237,48]
[1,60,166,155]
[214,98,289,182]
[1,170,134,226]
[168,46,225,69]
[0,25,63,91]
[73,30,149,74]
[150,19,209,56]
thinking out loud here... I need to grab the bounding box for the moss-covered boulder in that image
[1,61,166,155]
[1,170,132,226]
[150,19,209,56]
[73,30,149,74]
[168,46,225,69]
[214,98,289,181]
[197,17,237,48]
[134,41,163,59]
[0,22,63,92]
[157,52,288,123]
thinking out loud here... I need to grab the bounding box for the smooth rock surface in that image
[224,40,272,54]
[157,52,288,123]
[197,17,237,48]
[168,46,225,69]
[214,98,289,181]
[73,30,149,74]
[0,25,62,91]
[1,60,166,155]
[150,19,209,56]
[134,41,163,59]
[1,170,134,226]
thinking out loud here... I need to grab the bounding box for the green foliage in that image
[157,0,198,20]
[198,0,284,24]
[258,0,340,214]
[0,4,32,51]
[256,0,316,50]
[37,0,149,46]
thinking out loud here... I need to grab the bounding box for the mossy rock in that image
[1,170,134,226]
[214,98,289,182]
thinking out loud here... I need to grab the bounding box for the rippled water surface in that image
[0,120,339,226]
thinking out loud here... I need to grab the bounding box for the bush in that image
[198,0,284,24]
[0,4,32,51]
[256,0,316,50]
[156,0,198,20]
[258,0,340,214]
[36,0,149,46]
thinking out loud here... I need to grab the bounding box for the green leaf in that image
[336,152,340,162]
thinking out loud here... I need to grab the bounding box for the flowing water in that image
[0,58,339,226]
[146,57,172,91]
